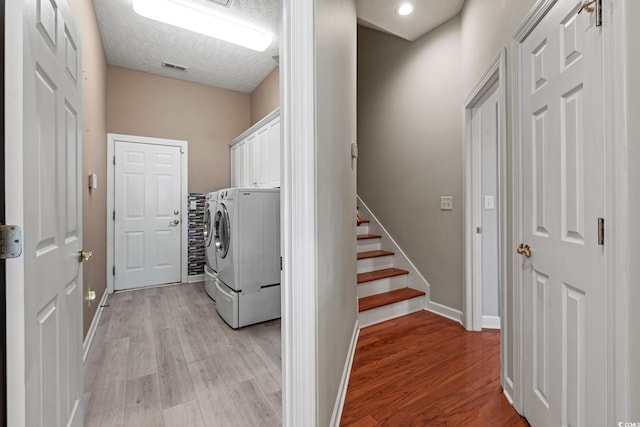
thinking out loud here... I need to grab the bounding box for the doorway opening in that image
[463,49,511,397]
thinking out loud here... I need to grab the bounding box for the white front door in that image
[114,141,182,290]
[6,0,84,425]
[520,1,606,426]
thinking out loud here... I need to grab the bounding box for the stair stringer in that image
[357,195,431,303]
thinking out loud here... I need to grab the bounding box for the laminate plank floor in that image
[84,282,281,427]
[341,311,529,426]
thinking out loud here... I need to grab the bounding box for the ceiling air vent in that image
[206,0,234,7]
[162,61,188,72]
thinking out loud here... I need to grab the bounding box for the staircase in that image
[357,219,426,328]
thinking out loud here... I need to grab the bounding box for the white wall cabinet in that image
[229,108,280,188]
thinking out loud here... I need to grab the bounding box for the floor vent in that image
[162,61,187,71]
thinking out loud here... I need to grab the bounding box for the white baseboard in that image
[330,320,359,427]
[426,301,463,325]
[83,289,109,363]
[482,315,501,329]
[187,274,205,283]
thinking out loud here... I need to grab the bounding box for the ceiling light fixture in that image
[397,3,414,16]
[133,0,273,52]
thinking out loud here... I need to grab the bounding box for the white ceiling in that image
[93,0,463,93]
[93,0,281,93]
[357,0,465,41]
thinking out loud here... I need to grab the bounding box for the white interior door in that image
[7,0,85,425]
[114,141,182,290]
[520,1,606,426]
[471,85,501,330]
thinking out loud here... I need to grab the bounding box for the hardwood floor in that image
[341,311,529,426]
[84,283,281,427]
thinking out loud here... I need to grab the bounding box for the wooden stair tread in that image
[357,250,394,260]
[357,219,370,224]
[358,288,425,312]
[357,268,408,284]
[357,234,381,240]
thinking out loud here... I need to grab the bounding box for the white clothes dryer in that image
[213,187,281,328]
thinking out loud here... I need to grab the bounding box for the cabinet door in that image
[257,125,270,186]
[237,141,246,187]
[246,133,257,187]
[266,117,281,186]
[230,145,238,187]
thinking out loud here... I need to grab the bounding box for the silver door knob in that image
[170,219,180,226]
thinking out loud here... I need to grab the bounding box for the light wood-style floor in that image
[84,282,281,427]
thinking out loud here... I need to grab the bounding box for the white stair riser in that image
[358,275,407,298]
[357,255,394,274]
[357,240,381,251]
[356,225,369,236]
[359,296,426,328]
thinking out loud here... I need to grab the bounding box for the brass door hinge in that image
[598,218,605,246]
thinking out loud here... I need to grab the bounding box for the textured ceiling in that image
[93,0,280,93]
[357,0,465,41]
[93,0,463,93]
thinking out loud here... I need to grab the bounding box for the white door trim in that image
[512,0,628,421]
[602,0,630,420]
[106,133,189,294]
[281,0,318,425]
[5,1,26,425]
[462,49,511,397]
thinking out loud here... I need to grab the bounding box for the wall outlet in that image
[440,196,453,211]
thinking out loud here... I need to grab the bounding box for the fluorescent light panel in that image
[133,0,273,52]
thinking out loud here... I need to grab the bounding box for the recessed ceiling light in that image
[397,3,414,16]
[133,0,273,52]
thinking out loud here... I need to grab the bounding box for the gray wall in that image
[358,18,463,310]
[315,0,358,425]
[357,0,538,385]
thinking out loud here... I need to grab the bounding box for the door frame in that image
[106,133,189,294]
[5,1,25,424]
[512,0,628,420]
[462,48,510,396]
[0,0,6,422]
[281,0,318,425]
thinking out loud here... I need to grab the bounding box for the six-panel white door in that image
[520,1,606,426]
[114,141,182,290]
[20,0,84,425]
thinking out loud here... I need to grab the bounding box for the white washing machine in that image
[213,187,281,328]
[203,191,218,301]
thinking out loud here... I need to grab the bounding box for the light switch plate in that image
[440,196,453,211]
[484,195,495,210]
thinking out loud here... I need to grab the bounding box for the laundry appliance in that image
[213,187,281,328]
[203,191,218,301]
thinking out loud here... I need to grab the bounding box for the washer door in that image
[204,204,213,247]
[214,203,230,259]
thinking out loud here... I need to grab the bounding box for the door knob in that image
[516,243,532,258]
[170,219,180,226]
[78,250,93,263]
